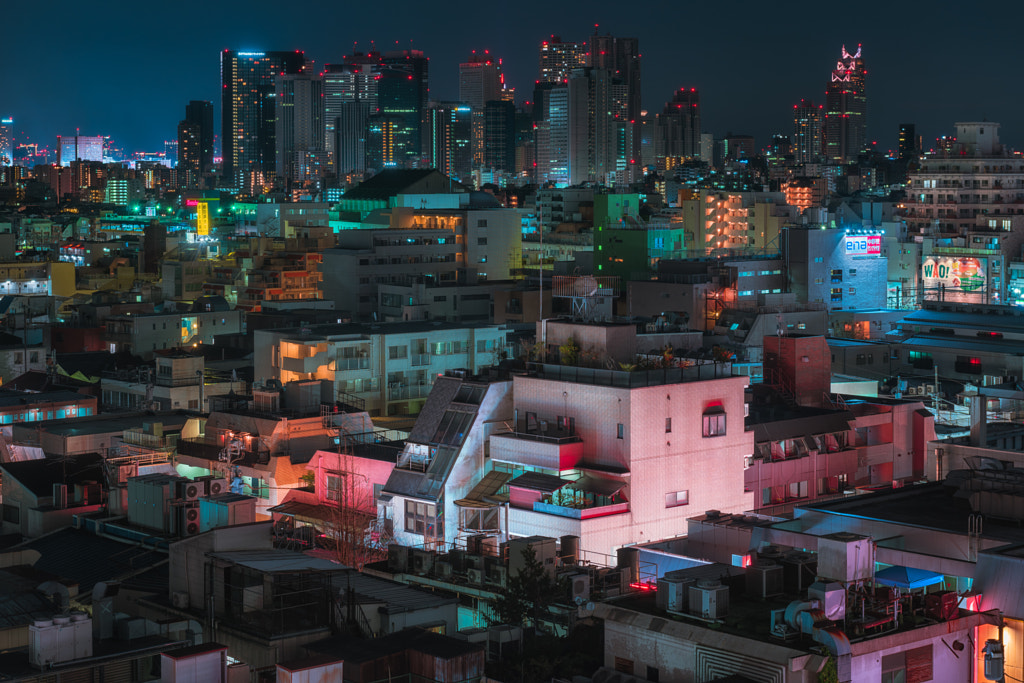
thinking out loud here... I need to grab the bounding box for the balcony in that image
[335,357,370,371]
[178,436,269,465]
[411,353,431,367]
[491,425,584,471]
[282,350,329,374]
[154,375,202,387]
[387,384,432,401]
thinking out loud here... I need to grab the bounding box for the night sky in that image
[5,0,1022,157]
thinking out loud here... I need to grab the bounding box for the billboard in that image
[196,202,210,236]
[844,234,881,256]
[922,256,987,302]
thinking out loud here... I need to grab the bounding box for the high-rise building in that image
[220,50,305,183]
[459,52,504,168]
[589,30,641,160]
[538,36,587,84]
[429,104,472,181]
[178,100,214,188]
[483,100,516,175]
[567,67,624,186]
[275,71,325,182]
[793,99,823,164]
[898,123,920,160]
[184,101,214,172]
[324,53,381,173]
[535,85,569,185]
[824,45,867,165]
[177,120,201,188]
[57,135,104,166]
[0,118,13,166]
[654,88,701,168]
[357,50,430,170]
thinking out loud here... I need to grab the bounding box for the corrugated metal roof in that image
[509,472,569,492]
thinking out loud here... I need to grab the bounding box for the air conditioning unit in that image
[179,480,202,501]
[489,566,508,587]
[746,560,784,598]
[205,478,229,496]
[925,384,935,394]
[688,580,729,620]
[180,505,200,536]
[467,568,484,585]
[570,574,591,603]
[435,561,453,580]
[411,549,434,575]
[388,544,409,572]
[171,591,189,609]
[656,577,695,612]
[463,554,483,572]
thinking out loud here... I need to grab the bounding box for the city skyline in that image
[3,0,1021,157]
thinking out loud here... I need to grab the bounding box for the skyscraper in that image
[178,101,213,188]
[459,52,504,168]
[57,135,104,166]
[824,44,867,165]
[590,30,641,160]
[351,49,430,170]
[324,53,381,173]
[898,123,920,160]
[275,71,325,182]
[654,88,701,167]
[0,118,12,166]
[535,84,569,185]
[538,36,587,84]
[483,100,516,175]
[567,67,619,186]
[220,50,305,183]
[429,103,472,181]
[184,101,214,172]
[793,99,823,164]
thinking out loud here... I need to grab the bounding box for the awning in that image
[267,500,374,528]
[874,565,945,590]
[508,471,569,493]
[569,476,626,497]
[455,471,511,508]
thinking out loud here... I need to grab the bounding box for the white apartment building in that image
[253,321,511,416]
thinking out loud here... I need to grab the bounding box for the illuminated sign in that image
[844,235,881,256]
[922,256,987,301]
[186,199,198,207]
[197,202,210,236]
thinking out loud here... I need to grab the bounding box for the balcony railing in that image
[154,375,202,387]
[335,357,370,371]
[387,384,432,401]
[411,353,431,367]
[533,500,629,520]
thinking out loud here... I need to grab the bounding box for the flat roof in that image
[0,389,93,409]
[900,334,1024,355]
[798,482,1024,544]
[207,549,348,573]
[268,319,506,341]
[24,412,192,438]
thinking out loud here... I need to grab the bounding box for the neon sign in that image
[844,235,881,256]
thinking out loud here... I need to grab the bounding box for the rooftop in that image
[207,549,348,573]
[523,361,737,389]
[18,411,192,438]
[268,318,506,342]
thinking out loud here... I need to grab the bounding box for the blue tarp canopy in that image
[874,565,945,590]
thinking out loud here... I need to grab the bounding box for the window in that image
[477,237,488,245]
[616,423,624,439]
[388,345,407,360]
[646,666,660,682]
[814,257,823,263]
[848,268,857,276]
[326,473,344,502]
[665,417,672,433]
[665,490,689,508]
[477,219,488,227]
[405,500,436,536]
[881,645,932,683]
[702,408,726,437]
[856,354,866,365]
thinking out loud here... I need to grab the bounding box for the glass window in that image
[665,490,689,508]
[665,417,672,433]
[404,500,436,536]
[616,423,624,439]
[703,411,726,437]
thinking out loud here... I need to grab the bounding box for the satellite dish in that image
[574,276,599,297]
